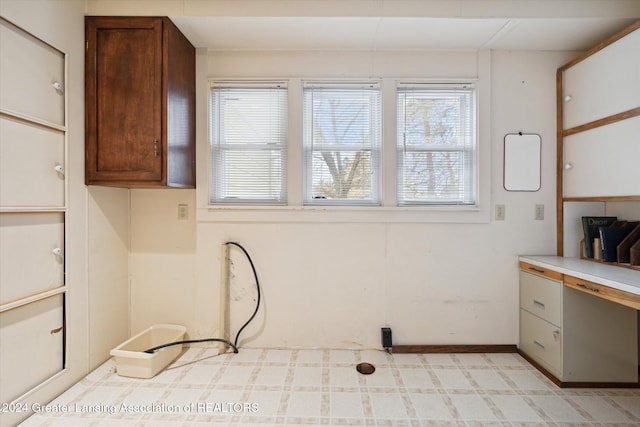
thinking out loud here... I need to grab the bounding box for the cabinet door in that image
[563,28,640,129]
[0,213,64,305]
[85,17,163,183]
[0,117,65,208]
[0,18,65,126]
[0,295,64,403]
[563,116,640,198]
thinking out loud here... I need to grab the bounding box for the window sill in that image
[197,204,490,223]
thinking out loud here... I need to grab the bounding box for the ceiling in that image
[86,0,640,52]
[171,16,639,51]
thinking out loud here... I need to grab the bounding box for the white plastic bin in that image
[110,324,186,379]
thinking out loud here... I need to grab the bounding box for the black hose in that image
[144,338,237,354]
[225,241,261,347]
[142,241,261,355]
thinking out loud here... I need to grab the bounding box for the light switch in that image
[535,204,544,220]
[495,204,505,221]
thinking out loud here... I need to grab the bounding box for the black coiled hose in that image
[143,241,261,355]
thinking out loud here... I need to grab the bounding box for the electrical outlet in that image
[535,204,544,220]
[177,204,189,220]
[495,204,506,221]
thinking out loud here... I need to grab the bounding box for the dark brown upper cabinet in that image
[85,16,195,187]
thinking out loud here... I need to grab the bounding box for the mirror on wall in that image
[504,133,541,192]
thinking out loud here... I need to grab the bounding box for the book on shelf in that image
[581,216,617,258]
[599,222,639,263]
[617,223,640,264]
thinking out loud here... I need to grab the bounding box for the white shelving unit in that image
[0,17,67,404]
[557,21,640,266]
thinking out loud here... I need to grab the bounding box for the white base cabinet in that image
[519,263,638,384]
[0,295,64,403]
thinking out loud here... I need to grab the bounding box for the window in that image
[303,82,381,205]
[396,84,476,205]
[209,82,288,204]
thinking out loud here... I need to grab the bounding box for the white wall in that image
[87,187,129,368]
[129,48,576,348]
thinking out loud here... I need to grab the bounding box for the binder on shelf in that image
[631,240,640,266]
[582,216,617,258]
[599,222,638,263]
[617,223,640,264]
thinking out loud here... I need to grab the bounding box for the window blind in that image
[303,83,381,205]
[397,84,476,205]
[210,83,288,204]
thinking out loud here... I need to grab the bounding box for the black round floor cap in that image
[356,362,375,375]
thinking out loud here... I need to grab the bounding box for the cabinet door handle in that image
[533,340,545,350]
[533,300,545,309]
[52,247,63,262]
[553,330,560,340]
[576,282,600,293]
[52,81,64,95]
[54,164,65,177]
[153,139,159,157]
[50,326,63,335]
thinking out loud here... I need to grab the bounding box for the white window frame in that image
[302,81,382,206]
[396,83,478,206]
[201,53,491,224]
[208,81,288,205]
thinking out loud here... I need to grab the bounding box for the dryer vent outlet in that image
[381,327,392,351]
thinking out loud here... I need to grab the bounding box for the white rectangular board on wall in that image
[563,116,640,198]
[504,133,541,192]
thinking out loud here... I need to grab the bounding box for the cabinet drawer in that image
[0,295,64,403]
[0,117,65,207]
[519,309,562,379]
[0,213,64,305]
[0,18,65,126]
[519,270,562,326]
[564,275,640,311]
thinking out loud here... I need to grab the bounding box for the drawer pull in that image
[576,282,600,293]
[533,340,545,350]
[50,326,63,335]
[533,300,545,309]
[528,267,545,274]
